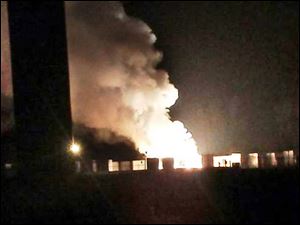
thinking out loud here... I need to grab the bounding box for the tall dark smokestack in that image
[8,2,72,174]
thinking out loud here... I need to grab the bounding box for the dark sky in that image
[124,1,299,153]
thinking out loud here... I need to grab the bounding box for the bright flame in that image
[70,142,81,155]
[139,120,202,169]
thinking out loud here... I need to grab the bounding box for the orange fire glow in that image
[139,121,202,169]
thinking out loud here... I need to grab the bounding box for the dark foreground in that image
[1,168,299,224]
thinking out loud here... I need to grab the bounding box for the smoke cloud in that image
[1,1,200,161]
[65,2,200,159]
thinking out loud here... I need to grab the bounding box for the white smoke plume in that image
[65,2,201,167]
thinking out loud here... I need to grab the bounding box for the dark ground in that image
[1,168,299,224]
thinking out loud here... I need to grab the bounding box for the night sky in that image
[124,1,299,153]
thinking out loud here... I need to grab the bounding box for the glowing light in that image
[70,142,81,155]
[108,159,119,172]
[140,120,202,169]
[266,152,277,166]
[213,153,241,167]
[5,163,12,169]
[283,150,294,166]
[132,160,146,171]
[231,153,241,164]
[213,155,232,167]
[248,153,259,168]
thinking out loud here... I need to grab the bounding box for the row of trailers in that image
[203,149,298,169]
[74,149,298,174]
[75,158,174,173]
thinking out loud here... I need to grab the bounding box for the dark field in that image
[1,168,299,224]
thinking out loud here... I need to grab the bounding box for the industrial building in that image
[203,150,298,169]
[69,148,298,174]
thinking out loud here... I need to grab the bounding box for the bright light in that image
[5,163,12,169]
[70,142,81,155]
[266,152,277,166]
[248,153,259,168]
[132,160,146,171]
[283,150,294,166]
[108,159,119,172]
[213,153,241,167]
[139,120,203,169]
[213,155,232,167]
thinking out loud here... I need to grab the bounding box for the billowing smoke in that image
[65,2,201,166]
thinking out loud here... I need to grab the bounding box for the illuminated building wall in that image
[213,153,241,167]
[108,160,119,172]
[248,153,259,168]
[283,150,295,166]
[132,160,146,171]
[92,160,97,173]
[265,153,277,167]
